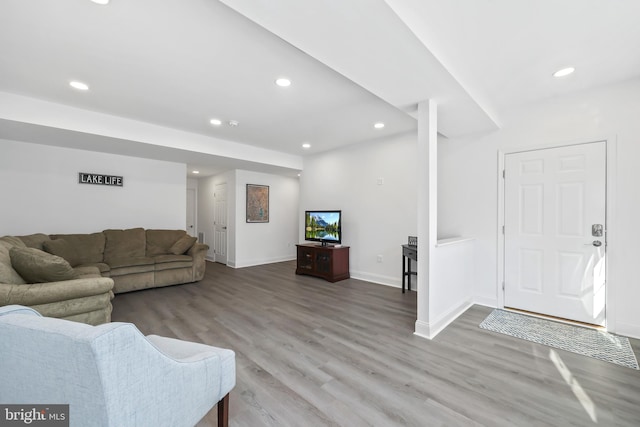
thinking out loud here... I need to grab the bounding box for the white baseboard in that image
[233,255,296,269]
[612,321,640,340]
[432,300,474,338]
[414,300,474,340]
[349,270,399,288]
[473,295,498,308]
[414,319,432,339]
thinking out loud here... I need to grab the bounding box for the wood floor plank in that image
[111,261,640,426]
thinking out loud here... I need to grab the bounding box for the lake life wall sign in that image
[246,184,269,223]
[78,172,124,187]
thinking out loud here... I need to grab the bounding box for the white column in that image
[414,99,437,339]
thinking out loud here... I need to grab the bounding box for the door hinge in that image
[502,281,505,291]
[502,169,505,179]
[502,225,505,234]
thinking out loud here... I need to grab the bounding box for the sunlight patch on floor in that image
[549,349,597,423]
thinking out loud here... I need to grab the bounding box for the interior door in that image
[186,188,196,237]
[504,142,606,326]
[213,183,228,265]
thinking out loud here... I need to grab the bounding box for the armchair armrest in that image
[0,305,42,317]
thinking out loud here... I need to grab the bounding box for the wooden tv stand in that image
[295,244,350,282]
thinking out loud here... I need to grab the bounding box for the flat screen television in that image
[304,210,342,246]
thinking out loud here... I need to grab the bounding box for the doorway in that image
[213,183,228,265]
[186,188,196,237]
[502,141,607,326]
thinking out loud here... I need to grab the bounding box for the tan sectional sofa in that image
[0,228,209,325]
[0,236,114,325]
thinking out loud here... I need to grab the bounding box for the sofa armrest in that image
[0,277,114,307]
[187,243,209,256]
[187,243,209,282]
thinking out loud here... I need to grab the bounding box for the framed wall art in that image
[246,184,269,223]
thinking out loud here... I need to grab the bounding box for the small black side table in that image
[401,244,417,293]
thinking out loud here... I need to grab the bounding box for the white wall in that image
[187,178,199,190]
[234,170,299,267]
[429,238,476,336]
[198,169,298,267]
[300,133,418,286]
[439,78,640,337]
[0,139,186,235]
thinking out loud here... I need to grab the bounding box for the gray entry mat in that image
[480,309,639,370]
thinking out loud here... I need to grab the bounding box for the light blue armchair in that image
[0,305,235,427]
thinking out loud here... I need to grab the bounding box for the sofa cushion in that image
[17,233,50,250]
[107,256,154,270]
[145,229,187,256]
[154,268,194,285]
[146,243,167,256]
[43,239,80,266]
[10,247,79,283]
[153,255,193,271]
[170,235,197,255]
[77,262,111,274]
[153,254,193,264]
[73,266,102,279]
[0,240,26,284]
[0,236,26,248]
[103,228,146,263]
[110,264,156,277]
[155,262,193,272]
[46,233,105,266]
[107,257,154,278]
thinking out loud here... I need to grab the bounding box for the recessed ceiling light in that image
[302,143,311,149]
[553,67,575,78]
[275,78,291,87]
[374,122,385,129]
[91,0,109,4]
[69,81,89,91]
[210,119,222,126]
[228,120,239,127]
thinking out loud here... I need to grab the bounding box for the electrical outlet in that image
[377,255,383,263]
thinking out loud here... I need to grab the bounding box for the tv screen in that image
[305,210,341,245]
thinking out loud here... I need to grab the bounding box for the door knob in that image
[592,240,602,247]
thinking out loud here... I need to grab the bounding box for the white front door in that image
[504,142,606,326]
[213,183,228,265]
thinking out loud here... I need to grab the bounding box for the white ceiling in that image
[1,0,639,177]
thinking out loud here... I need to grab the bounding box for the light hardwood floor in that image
[111,261,640,426]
